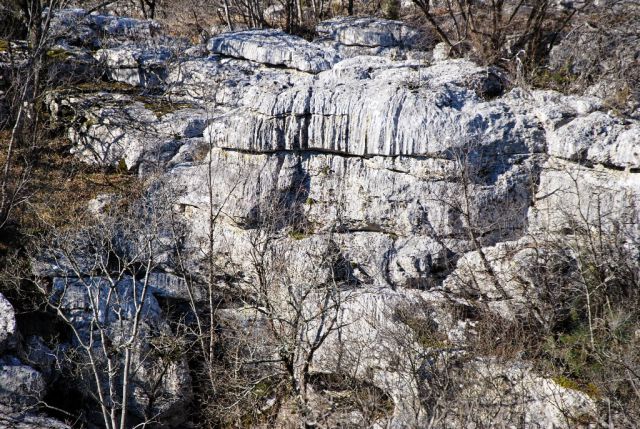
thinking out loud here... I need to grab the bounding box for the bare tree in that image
[410,0,593,72]
[29,187,188,429]
[0,1,69,230]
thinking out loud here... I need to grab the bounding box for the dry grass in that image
[4,134,140,236]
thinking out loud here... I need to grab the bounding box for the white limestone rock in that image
[528,157,640,236]
[49,8,99,47]
[94,45,171,87]
[89,13,162,45]
[166,56,268,104]
[316,17,420,48]
[217,287,452,427]
[545,110,640,169]
[0,357,46,409]
[442,359,597,428]
[431,42,451,61]
[48,276,192,425]
[50,8,162,48]
[169,147,537,246]
[147,271,194,301]
[204,59,536,157]
[442,237,585,321]
[315,16,422,59]
[67,97,158,168]
[0,294,17,354]
[154,108,208,138]
[207,29,340,73]
[63,93,206,169]
[50,277,163,329]
[0,404,71,429]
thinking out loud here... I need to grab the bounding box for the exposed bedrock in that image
[38,14,640,428]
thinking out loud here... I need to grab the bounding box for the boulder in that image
[545,111,640,169]
[60,92,206,169]
[528,157,640,237]
[50,277,163,330]
[50,8,162,49]
[439,359,597,428]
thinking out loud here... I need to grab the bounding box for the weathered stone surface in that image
[545,110,640,169]
[50,8,162,48]
[39,16,640,428]
[49,276,192,425]
[147,271,193,301]
[21,336,57,382]
[315,16,423,59]
[221,287,595,428]
[441,359,597,428]
[170,147,537,248]
[528,158,640,236]
[94,44,172,87]
[0,357,46,409]
[67,97,157,168]
[443,237,581,321]
[166,56,265,103]
[0,294,17,354]
[316,16,420,49]
[207,29,340,73]
[50,277,163,328]
[0,405,71,429]
[60,93,207,169]
[204,58,532,157]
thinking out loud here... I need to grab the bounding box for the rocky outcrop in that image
[41,11,640,428]
[204,57,517,156]
[317,17,420,48]
[0,405,71,429]
[52,91,207,169]
[442,359,597,427]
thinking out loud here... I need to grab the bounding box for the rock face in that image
[41,10,640,429]
[52,91,207,169]
[0,405,71,429]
